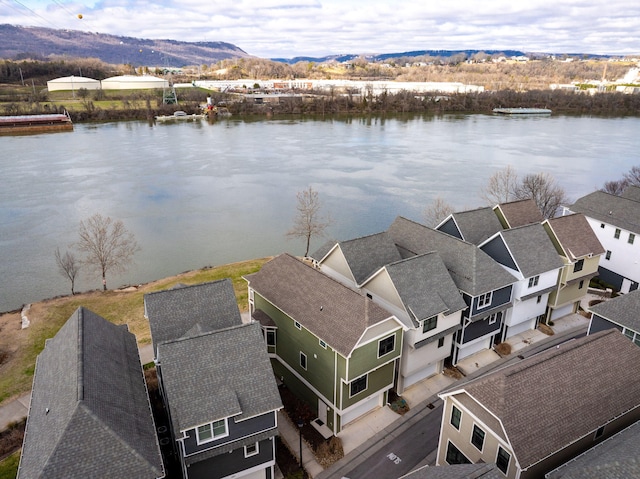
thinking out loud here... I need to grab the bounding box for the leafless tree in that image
[55,247,81,295]
[286,186,332,257]
[602,179,629,195]
[76,213,140,291]
[423,197,455,227]
[513,172,569,219]
[481,165,519,205]
[623,166,640,187]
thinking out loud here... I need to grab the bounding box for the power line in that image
[7,0,62,29]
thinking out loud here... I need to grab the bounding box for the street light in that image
[297,418,304,469]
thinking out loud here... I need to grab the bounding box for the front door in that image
[318,399,327,426]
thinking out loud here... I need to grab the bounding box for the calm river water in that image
[1,113,639,312]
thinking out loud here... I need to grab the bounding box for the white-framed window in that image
[614,228,621,239]
[319,339,327,349]
[196,419,228,444]
[488,311,502,325]
[528,275,539,288]
[350,375,367,397]
[244,442,259,457]
[629,233,635,244]
[496,446,511,474]
[294,320,301,330]
[378,334,395,358]
[471,424,485,451]
[300,351,307,370]
[266,329,276,347]
[450,405,462,430]
[477,292,492,309]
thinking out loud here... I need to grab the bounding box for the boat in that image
[493,108,552,115]
[0,112,73,135]
[155,110,206,122]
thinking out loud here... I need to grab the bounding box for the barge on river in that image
[0,112,73,135]
[493,107,552,115]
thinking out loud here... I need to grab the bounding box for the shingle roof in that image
[495,199,544,228]
[158,322,282,433]
[494,223,564,277]
[545,213,605,260]
[245,253,397,357]
[337,232,403,284]
[458,330,640,471]
[387,216,516,296]
[400,463,503,479]
[569,188,640,234]
[546,419,640,479]
[622,185,640,202]
[447,207,504,245]
[18,307,164,479]
[589,289,640,332]
[382,253,467,327]
[145,279,242,352]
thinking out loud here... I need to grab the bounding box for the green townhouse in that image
[245,253,404,436]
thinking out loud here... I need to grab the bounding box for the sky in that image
[2,0,640,59]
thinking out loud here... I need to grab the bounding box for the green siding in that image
[341,361,396,409]
[347,329,402,380]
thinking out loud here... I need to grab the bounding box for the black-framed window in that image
[438,336,445,348]
[606,250,612,260]
[573,258,584,272]
[528,275,539,288]
[446,441,471,465]
[496,446,510,474]
[629,233,635,244]
[423,316,438,333]
[350,375,367,396]
[594,425,605,439]
[471,424,485,451]
[378,334,395,357]
[615,228,621,239]
[450,405,462,430]
[300,351,307,370]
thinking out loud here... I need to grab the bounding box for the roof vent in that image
[45,408,49,414]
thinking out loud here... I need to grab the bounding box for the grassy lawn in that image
[0,451,19,479]
[0,257,270,406]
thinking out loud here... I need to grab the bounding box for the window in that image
[423,316,438,333]
[319,339,327,349]
[496,447,511,474]
[600,223,605,229]
[266,330,276,347]
[594,426,605,440]
[244,442,259,457]
[366,292,373,299]
[438,336,445,348]
[450,405,462,430]
[294,320,301,330]
[196,419,227,444]
[477,292,492,309]
[300,351,307,370]
[573,258,584,273]
[537,295,542,304]
[378,334,395,357]
[528,275,540,288]
[629,233,635,244]
[606,250,612,260]
[488,311,502,325]
[471,424,485,451]
[579,280,584,289]
[446,441,471,465]
[350,375,367,397]
[615,228,621,239]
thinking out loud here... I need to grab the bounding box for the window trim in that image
[528,275,540,288]
[445,440,471,465]
[629,233,635,245]
[477,292,492,309]
[349,374,368,397]
[294,320,301,330]
[319,339,327,349]
[196,418,229,445]
[377,334,396,358]
[244,442,259,457]
[573,258,584,273]
[614,228,621,239]
[471,424,485,452]
[265,329,276,347]
[300,351,307,370]
[450,405,462,430]
[422,315,438,333]
[496,446,511,474]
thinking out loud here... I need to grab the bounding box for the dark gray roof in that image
[589,289,640,333]
[382,252,467,327]
[18,307,164,479]
[494,199,544,228]
[569,188,640,234]
[245,253,398,357]
[545,214,605,260]
[622,184,640,202]
[491,223,564,277]
[388,216,516,296]
[456,330,640,470]
[446,207,504,245]
[310,239,336,262]
[145,278,242,353]
[545,419,640,479]
[400,463,503,479]
[337,232,403,284]
[158,322,282,433]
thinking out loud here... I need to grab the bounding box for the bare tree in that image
[481,165,519,205]
[286,186,332,257]
[423,197,455,227]
[55,247,81,295]
[602,179,629,195]
[623,165,640,187]
[513,172,569,219]
[76,213,140,291]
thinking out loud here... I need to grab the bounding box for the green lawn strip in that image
[0,450,20,479]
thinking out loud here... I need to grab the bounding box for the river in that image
[1,113,639,312]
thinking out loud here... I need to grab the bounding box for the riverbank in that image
[0,257,271,407]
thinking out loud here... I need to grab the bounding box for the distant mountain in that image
[0,24,251,67]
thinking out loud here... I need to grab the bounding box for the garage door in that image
[341,394,381,426]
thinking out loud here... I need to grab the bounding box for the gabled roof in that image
[544,213,605,260]
[387,216,516,296]
[380,253,467,327]
[439,207,504,245]
[546,419,640,479]
[569,188,640,234]
[401,463,502,479]
[158,322,282,434]
[18,307,164,479]
[446,330,640,471]
[484,223,563,278]
[334,232,403,285]
[494,198,544,228]
[145,279,242,352]
[622,184,640,202]
[589,289,640,332]
[245,253,398,357]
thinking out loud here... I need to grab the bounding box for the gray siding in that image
[597,267,624,291]
[589,315,623,335]
[470,286,512,318]
[459,314,503,343]
[187,437,274,479]
[481,237,518,271]
[438,218,463,240]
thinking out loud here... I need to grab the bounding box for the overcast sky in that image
[4,0,640,59]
